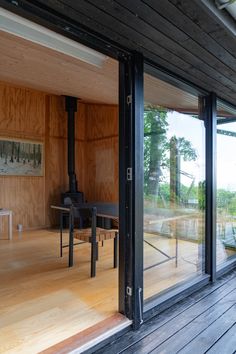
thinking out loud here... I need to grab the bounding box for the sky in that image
[161,111,236,191]
[217,122,236,191]
[163,111,205,188]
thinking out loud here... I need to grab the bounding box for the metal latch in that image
[127,167,132,181]
[126,286,132,296]
[138,287,144,324]
[127,94,132,106]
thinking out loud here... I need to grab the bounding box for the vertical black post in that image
[132,52,144,329]
[119,57,128,316]
[65,96,78,193]
[202,93,217,282]
[119,52,144,328]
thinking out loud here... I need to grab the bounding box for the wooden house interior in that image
[0,27,235,353]
[0,30,122,353]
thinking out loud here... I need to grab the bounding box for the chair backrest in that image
[70,206,97,238]
[64,197,72,205]
[64,197,82,220]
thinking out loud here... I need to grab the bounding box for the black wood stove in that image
[61,96,84,205]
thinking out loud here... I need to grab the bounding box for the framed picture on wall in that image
[0,137,44,176]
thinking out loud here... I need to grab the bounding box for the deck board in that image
[206,324,236,354]
[150,291,236,354]
[96,270,236,354]
[178,305,236,354]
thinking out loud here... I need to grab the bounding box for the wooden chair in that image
[70,206,118,277]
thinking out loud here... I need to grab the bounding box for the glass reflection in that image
[217,120,236,266]
[143,106,205,299]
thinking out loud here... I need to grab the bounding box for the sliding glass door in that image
[121,59,236,323]
[216,101,236,267]
[143,70,205,300]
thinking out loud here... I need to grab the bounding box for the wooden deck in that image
[97,270,236,354]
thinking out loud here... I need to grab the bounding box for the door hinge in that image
[126,286,132,296]
[127,167,132,181]
[127,94,132,106]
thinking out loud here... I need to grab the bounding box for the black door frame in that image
[201,93,217,282]
[119,53,144,329]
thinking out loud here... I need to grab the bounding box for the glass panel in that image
[144,72,205,300]
[216,101,236,267]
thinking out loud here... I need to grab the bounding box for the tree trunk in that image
[16,143,20,162]
[10,142,14,163]
[147,115,162,196]
[3,141,7,164]
[170,136,180,207]
[33,144,36,168]
[37,144,41,165]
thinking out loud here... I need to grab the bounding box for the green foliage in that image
[198,181,205,211]
[174,136,197,161]
[144,182,205,209]
[217,189,236,216]
[144,107,169,194]
[144,106,198,201]
[228,196,236,215]
[144,106,168,190]
[144,106,236,216]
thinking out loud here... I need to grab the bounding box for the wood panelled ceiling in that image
[0,31,119,104]
[0,0,235,106]
[0,30,199,111]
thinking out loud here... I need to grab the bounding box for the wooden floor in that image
[97,270,236,354]
[0,229,119,353]
[0,229,234,353]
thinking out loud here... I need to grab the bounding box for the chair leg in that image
[68,228,74,267]
[91,242,96,277]
[60,211,63,257]
[60,232,63,257]
[114,233,118,268]
[96,242,99,261]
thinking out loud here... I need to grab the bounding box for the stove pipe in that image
[65,96,78,193]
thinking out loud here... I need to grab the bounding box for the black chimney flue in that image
[65,96,78,193]
[61,96,84,223]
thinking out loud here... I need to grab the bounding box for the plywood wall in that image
[0,83,47,231]
[84,104,118,202]
[0,82,118,232]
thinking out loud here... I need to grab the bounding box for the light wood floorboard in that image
[0,229,234,353]
[0,229,118,353]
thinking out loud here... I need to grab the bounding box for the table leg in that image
[60,211,63,257]
[175,232,178,267]
[68,210,74,267]
[8,212,12,240]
